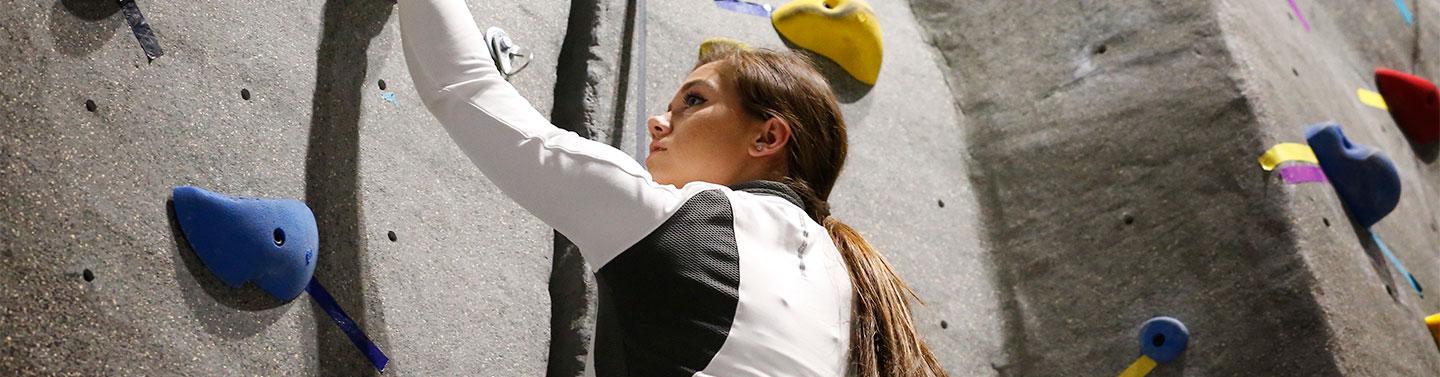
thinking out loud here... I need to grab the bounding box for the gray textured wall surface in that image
[5,0,1440,376]
[3,0,566,375]
[910,0,1440,376]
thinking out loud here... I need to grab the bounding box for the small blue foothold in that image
[1139,316,1189,364]
[172,186,318,301]
[1305,122,1401,228]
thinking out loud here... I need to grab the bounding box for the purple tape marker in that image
[1280,164,1327,184]
[1287,0,1311,32]
[714,0,773,17]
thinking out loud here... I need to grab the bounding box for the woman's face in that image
[646,61,775,187]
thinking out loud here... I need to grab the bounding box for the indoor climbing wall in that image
[7,0,1440,376]
[2,0,1001,376]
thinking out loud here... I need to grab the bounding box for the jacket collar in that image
[729,180,803,208]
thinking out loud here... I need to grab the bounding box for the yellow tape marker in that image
[1118,355,1158,377]
[1358,88,1389,110]
[1258,143,1319,171]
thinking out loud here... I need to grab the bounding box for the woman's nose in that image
[647,113,671,139]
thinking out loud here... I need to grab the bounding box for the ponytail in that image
[783,179,947,377]
[699,47,946,376]
[825,217,946,377]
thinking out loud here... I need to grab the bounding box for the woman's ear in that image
[749,117,792,158]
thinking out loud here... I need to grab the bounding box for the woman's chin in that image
[646,160,669,182]
[647,168,671,186]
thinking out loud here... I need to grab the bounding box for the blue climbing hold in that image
[1305,123,1401,228]
[1139,316,1189,364]
[171,186,318,301]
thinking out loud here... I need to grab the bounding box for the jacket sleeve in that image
[397,0,688,269]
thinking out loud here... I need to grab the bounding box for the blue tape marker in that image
[307,277,389,372]
[1394,0,1414,25]
[714,0,773,17]
[119,0,164,60]
[1372,230,1422,296]
[380,92,398,106]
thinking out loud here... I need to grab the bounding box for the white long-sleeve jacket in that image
[397,1,853,375]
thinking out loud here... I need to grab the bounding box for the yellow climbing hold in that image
[1426,314,1440,349]
[771,0,884,85]
[1258,143,1319,171]
[699,37,752,58]
[1357,88,1389,110]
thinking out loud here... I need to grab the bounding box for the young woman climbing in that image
[397,1,946,375]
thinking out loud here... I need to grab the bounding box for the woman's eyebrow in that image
[679,80,713,93]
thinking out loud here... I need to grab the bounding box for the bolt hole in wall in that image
[937,199,945,208]
[84,99,96,112]
[273,228,285,246]
[82,269,94,282]
[387,231,397,242]
[240,88,251,101]
[378,79,387,90]
[1323,217,1330,227]
[1095,44,1108,54]
[940,320,948,329]
[1151,334,1165,347]
[1123,213,1135,225]
[1292,68,1299,77]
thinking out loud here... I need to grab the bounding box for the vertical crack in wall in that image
[607,0,640,149]
[546,0,614,375]
[552,0,602,141]
[305,1,392,375]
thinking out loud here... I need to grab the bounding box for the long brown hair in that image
[697,45,947,377]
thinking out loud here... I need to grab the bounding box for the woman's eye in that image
[684,94,706,107]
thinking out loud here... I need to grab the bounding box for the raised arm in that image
[397,0,687,269]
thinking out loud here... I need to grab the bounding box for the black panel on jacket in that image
[595,189,742,376]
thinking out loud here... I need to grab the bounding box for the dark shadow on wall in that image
[1405,139,1438,163]
[305,1,392,375]
[49,0,121,57]
[167,200,292,340]
[1347,211,1407,303]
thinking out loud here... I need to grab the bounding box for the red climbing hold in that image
[1375,68,1440,145]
